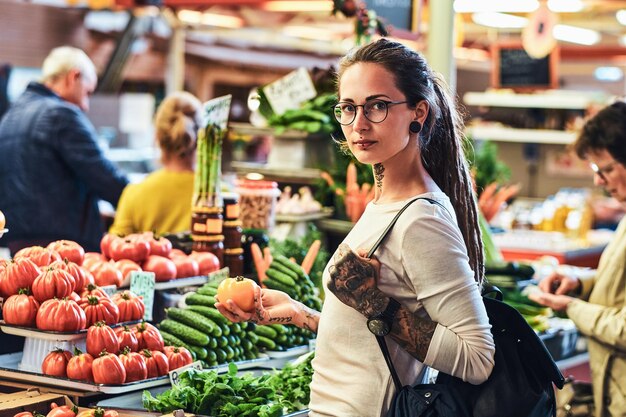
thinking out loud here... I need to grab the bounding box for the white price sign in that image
[130,271,156,321]
[262,67,317,116]
[202,94,232,130]
[168,361,204,386]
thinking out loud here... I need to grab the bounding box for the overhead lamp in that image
[553,24,600,45]
[617,10,626,26]
[472,12,528,29]
[454,0,538,13]
[547,0,583,13]
[177,10,244,28]
[261,1,333,12]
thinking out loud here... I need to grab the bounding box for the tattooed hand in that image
[328,243,388,318]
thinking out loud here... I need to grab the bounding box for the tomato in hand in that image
[2,288,39,327]
[41,349,72,377]
[86,321,120,357]
[92,351,126,385]
[217,276,258,312]
[66,347,94,382]
[46,240,85,266]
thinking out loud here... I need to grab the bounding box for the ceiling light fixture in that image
[472,12,528,29]
[547,0,583,13]
[454,0,538,13]
[617,10,626,26]
[261,1,333,12]
[553,24,600,45]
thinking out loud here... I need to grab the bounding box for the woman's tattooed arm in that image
[293,302,321,333]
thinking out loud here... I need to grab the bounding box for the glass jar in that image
[235,179,280,231]
[191,234,225,266]
[191,206,223,236]
[223,192,241,221]
[223,220,243,249]
[224,248,244,277]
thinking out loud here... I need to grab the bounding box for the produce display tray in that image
[153,275,209,291]
[0,352,169,394]
[0,320,141,341]
[264,345,310,359]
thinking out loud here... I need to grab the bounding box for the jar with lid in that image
[191,206,223,236]
[224,248,244,277]
[191,234,224,266]
[223,220,243,249]
[222,192,241,221]
[235,179,280,231]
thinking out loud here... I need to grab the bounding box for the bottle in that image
[224,248,244,277]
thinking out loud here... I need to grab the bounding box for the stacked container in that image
[222,192,244,276]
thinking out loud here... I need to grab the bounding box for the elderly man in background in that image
[0,46,128,253]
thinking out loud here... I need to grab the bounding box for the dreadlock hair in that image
[573,100,626,165]
[336,38,484,284]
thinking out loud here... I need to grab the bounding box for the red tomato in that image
[46,403,78,417]
[66,347,94,382]
[109,237,150,263]
[50,259,90,293]
[76,408,118,417]
[164,346,194,370]
[114,259,142,284]
[118,347,148,382]
[14,412,34,417]
[41,349,72,377]
[115,325,139,352]
[79,283,110,300]
[100,233,118,260]
[2,288,39,327]
[79,295,120,327]
[168,249,187,259]
[217,276,258,312]
[31,267,75,303]
[82,253,107,271]
[142,255,177,282]
[46,240,85,266]
[141,349,169,378]
[189,251,220,275]
[36,298,86,332]
[93,263,123,288]
[92,352,126,384]
[86,322,120,357]
[172,256,199,279]
[0,257,41,297]
[134,321,164,351]
[14,246,62,267]
[143,232,173,258]
[112,290,145,322]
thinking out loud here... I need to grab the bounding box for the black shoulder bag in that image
[369,197,565,417]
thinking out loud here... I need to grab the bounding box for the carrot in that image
[263,246,273,269]
[251,243,267,282]
[301,240,321,275]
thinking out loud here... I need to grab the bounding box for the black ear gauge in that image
[409,121,422,134]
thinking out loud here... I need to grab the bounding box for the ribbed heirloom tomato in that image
[2,288,39,327]
[115,325,139,352]
[50,259,89,293]
[86,321,120,357]
[141,349,169,378]
[15,246,62,267]
[118,346,148,382]
[134,321,164,351]
[31,267,75,302]
[46,240,85,266]
[164,346,194,370]
[47,402,78,417]
[79,296,120,327]
[41,349,72,377]
[1,257,41,297]
[66,347,94,382]
[217,276,258,312]
[112,290,145,322]
[36,298,86,332]
[92,351,126,385]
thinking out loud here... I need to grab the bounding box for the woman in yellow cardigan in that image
[109,91,202,236]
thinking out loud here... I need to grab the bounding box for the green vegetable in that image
[254,325,278,339]
[265,267,297,287]
[186,293,217,307]
[159,330,186,347]
[197,285,218,296]
[186,305,229,325]
[159,319,210,346]
[255,335,277,350]
[166,307,218,336]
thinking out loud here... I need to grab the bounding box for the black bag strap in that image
[369,197,447,391]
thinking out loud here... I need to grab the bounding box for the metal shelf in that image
[463,91,607,110]
[467,126,577,145]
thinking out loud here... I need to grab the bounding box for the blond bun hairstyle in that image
[155,91,203,159]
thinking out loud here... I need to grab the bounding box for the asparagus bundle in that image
[193,123,225,208]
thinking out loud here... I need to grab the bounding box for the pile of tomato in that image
[40,320,193,384]
[15,403,120,417]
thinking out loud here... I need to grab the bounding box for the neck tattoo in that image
[374,163,385,190]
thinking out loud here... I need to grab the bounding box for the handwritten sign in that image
[203,94,232,130]
[99,285,117,298]
[262,68,317,116]
[130,271,156,321]
[168,361,204,386]
[206,267,230,287]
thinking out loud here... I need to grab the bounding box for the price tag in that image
[202,94,233,130]
[99,285,117,298]
[207,267,230,287]
[130,271,156,321]
[168,360,204,386]
[262,67,317,116]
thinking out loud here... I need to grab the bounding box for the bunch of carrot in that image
[478,182,521,222]
[251,240,321,283]
[320,162,375,223]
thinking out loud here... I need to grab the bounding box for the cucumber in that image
[187,345,208,360]
[186,293,216,307]
[267,324,288,334]
[186,305,229,325]
[274,255,308,280]
[197,286,218,296]
[217,335,229,348]
[220,322,231,336]
[268,261,298,281]
[166,307,217,336]
[214,347,227,364]
[206,349,217,363]
[256,335,277,350]
[265,268,297,287]
[159,319,210,346]
[228,334,241,346]
[159,330,186,347]
[208,337,218,349]
[263,279,298,298]
[223,345,235,361]
[254,325,278,339]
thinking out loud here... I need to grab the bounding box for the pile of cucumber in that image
[252,323,316,352]
[157,281,260,368]
[263,255,323,311]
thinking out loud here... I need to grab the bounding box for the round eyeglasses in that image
[333,99,408,125]
[590,160,620,182]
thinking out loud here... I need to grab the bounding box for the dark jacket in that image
[0,82,128,252]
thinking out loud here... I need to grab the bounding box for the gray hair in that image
[41,46,97,85]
